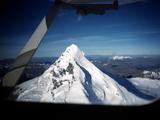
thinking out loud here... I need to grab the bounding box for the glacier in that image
[13,44,157,105]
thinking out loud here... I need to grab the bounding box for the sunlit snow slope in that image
[14,44,156,105]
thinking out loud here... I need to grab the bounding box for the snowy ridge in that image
[14,44,156,105]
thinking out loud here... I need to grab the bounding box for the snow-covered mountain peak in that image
[58,44,85,62]
[45,44,85,74]
[66,44,79,52]
[43,44,84,76]
[14,44,155,105]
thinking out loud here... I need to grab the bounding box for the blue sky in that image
[0,0,160,58]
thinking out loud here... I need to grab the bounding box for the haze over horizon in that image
[1,43,160,59]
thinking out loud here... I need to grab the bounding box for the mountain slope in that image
[13,44,155,105]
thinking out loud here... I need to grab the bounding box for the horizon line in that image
[1,54,160,60]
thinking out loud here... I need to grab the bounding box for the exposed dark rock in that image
[51,69,59,78]
[57,60,60,63]
[67,63,74,74]
[52,79,63,89]
[59,69,66,76]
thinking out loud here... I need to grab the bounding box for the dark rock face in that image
[67,63,74,74]
[51,63,74,90]
[59,69,66,76]
[51,63,74,77]
[51,70,59,78]
[52,79,63,89]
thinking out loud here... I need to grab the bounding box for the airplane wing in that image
[2,2,62,87]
